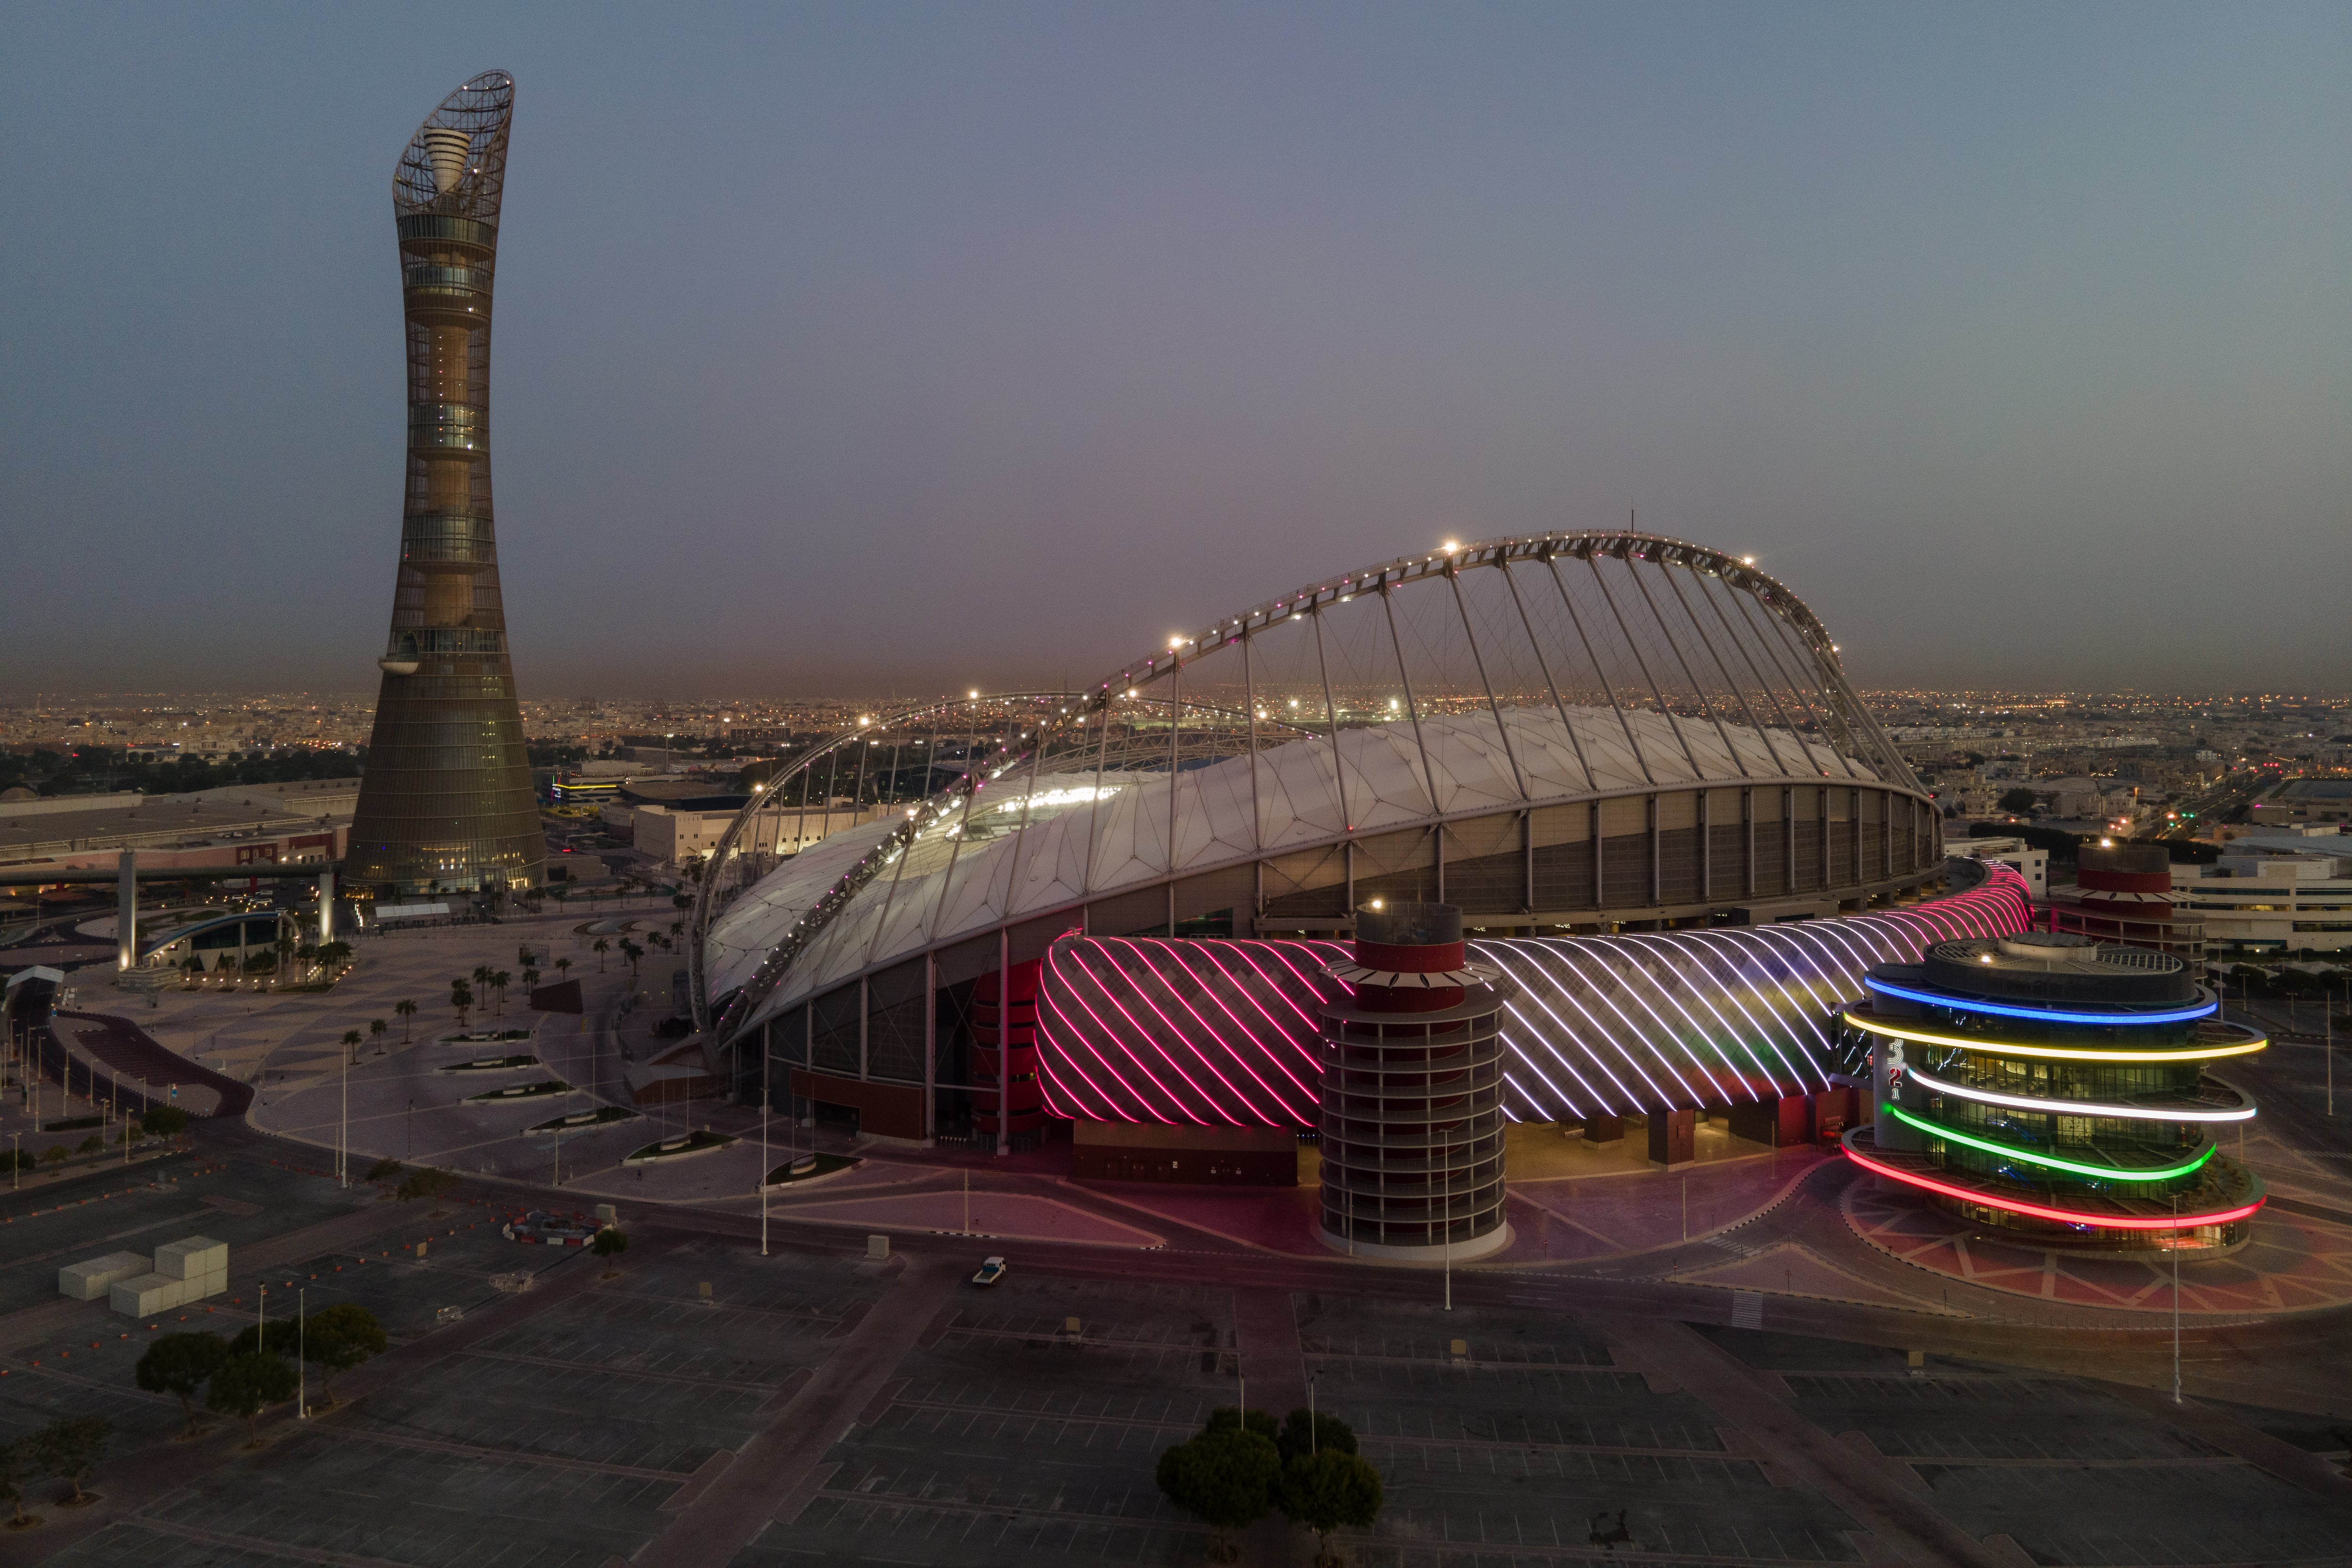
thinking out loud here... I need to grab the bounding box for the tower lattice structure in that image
[349,72,545,899]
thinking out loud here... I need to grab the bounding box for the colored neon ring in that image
[1844,1012,2267,1063]
[1906,1066,2256,1123]
[1842,1142,2264,1230]
[1863,975,2217,1026]
[1885,1106,2216,1181]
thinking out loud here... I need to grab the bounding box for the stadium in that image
[690,530,2031,1160]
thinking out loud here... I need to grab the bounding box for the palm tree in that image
[369,1018,387,1055]
[394,998,417,1043]
[518,946,536,970]
[522,966,540,990]
[341,1028,363,1064]
[619,939,644,982]
[593,938,610,973]
[450,979,475,1032]
[492,970,512,1016]
[554,957,572,982]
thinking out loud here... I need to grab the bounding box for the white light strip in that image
[1907,1066,2257,1123]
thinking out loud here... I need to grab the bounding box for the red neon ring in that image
[1842,1144,2264,1231]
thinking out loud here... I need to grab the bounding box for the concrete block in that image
[110,1273,191,1316]
[154,1235,227,1280]
[867,1234,890,1259]
[192,1268,227,1300]
[59,1252,151,1301]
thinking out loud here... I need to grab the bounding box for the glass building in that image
[348,72,545,899]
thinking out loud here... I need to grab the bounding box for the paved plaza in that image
[4,926,2351,1566]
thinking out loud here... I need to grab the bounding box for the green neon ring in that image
[1888,1105,2216,1183]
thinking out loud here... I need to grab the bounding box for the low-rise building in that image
[2170,827,2352,954]
[2250,778,2352,828]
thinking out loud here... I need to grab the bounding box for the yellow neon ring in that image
[1842,1011,2267,1063]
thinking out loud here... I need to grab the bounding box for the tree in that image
[492,970,512,1016]
[140,1104,189,1138]
[77,1135,103,1156]
[1277,1449,1383,1566]
[521,967,540,990]
[449,979,474,1031]
[136,1331,228,1436]
[593,938,610,972]
[1277,1409,1357,1463]
[0,1438,34,1528]
[228,1319,304,1359]
[206,1352,298,1446]
[40,1145,67,1167]
[302,1304,388,1404]
[365,1157,404,1184]
[180,954,205,981]
[591,1226,630,1277]
[1997,787,2039,814]
[620,939,646,982]
[554,958,572,981]
[30,1417,110,1504]
[1158,1427,1280,1562]
[1207,1406,1280,1443]
[369,1018,388,1054]
[342,1029,363,1063]
[395,997,417,1042]
[317,940,352,971]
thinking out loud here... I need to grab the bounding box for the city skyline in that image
[4,4,2347,698]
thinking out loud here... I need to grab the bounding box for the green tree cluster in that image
[1158,1405,1382,1564]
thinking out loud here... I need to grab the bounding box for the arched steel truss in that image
[693,530,1928,1058]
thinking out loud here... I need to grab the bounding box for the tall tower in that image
[349,72,544,899]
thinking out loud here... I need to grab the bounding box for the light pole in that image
[9,1132,18,1191]
[340,1042,350,1187]
[761,1048,770,1258]
[298,1288,307,1418]
[2171,1190,2182,1406]
[406,1098,414,1161]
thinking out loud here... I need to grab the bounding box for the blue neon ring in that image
[1861,975,2217,1026]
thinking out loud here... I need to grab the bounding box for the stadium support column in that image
[117,850,136,970]
[318,866,334,947]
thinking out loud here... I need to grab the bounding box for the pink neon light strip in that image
[1841,1143,2264,1231]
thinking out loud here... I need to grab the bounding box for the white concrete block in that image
[59,1252,151,1301]
[110,1273,189,1316]
[154,1236,227,1281]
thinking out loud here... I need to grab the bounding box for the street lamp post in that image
[2171,1191,2182,1406]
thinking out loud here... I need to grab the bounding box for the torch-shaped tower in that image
[349,72,545,899]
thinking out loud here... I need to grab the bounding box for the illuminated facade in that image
[695,531,1951,1147]
[348,72,546,898]
[1036,863,2030,1128]
[1842,931,2265,1252]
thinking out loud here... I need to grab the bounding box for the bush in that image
[140,1105,190,1138]
[395,1167,459,1208]
[365,1157,405,1185]
[40,1146,67,1166]
[136,1332,229,1435]
[76,1135,103,1156]
[0,1438,34,1528]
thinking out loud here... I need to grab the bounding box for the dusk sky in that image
[4,3,2345,700]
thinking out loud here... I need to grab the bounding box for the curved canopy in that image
[696,530,1923,1042]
